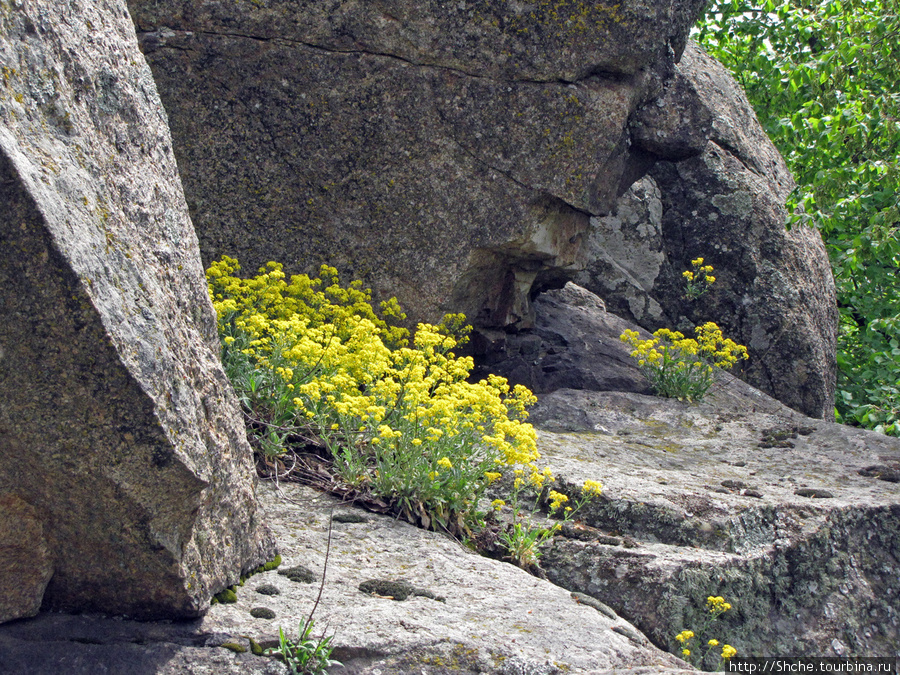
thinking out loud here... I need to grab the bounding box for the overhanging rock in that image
[127,0,705,332]
[0,0,275,621]
[128,5,836,420]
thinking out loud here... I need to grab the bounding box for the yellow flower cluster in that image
[683,256,716,300]
[707,595,733,613]
[620,322,748,402]
[673,595,736,667]
[582,479,603,497]
[497,471,605,568]
[675,630,695,643]
[547,490,569,511]
[206,256,539,535]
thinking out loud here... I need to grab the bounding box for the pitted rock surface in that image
[199,484,690,674]
[533,387,900,659]
[0,0,274,621]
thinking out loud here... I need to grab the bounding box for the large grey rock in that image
[0,0,274,620]
[203,483,694,674]
[0,482,695,675]
[127,0,705,332]
[487,284,897,660]
[535,388,900,660]
[131,6,836,419]
[475,282,654,396]
[575,42,838,418]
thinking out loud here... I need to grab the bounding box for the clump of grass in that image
[266,619,340,675]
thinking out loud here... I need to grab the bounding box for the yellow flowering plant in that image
[620,323,748,402]
[673,595,738,671]
[497,470,603,570]
[207,256,539,537]
[683,256,716,300]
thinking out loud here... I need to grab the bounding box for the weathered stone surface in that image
[576,42,838,418]
[629,65,712,161]
[0,482,695,674]
[533,386,900,659]
[484,285,897,659]
[0,613,289,675]
[202,483,692,674]
[0,0,274,620]
[128,0,705,82]
[0,494,52,624]
[127,0,706,333]
[475,282,653,397]
[572,177,669,326]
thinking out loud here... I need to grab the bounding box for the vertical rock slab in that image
[0,495,52,624]
[576,43,838,418]
[126,0,705,330]
[0,0,275,621]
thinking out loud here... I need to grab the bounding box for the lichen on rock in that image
[358,579,445,603]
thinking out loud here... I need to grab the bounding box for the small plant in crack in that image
[265,510,342,674]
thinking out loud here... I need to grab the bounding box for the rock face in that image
[0,482,695,675]
[575,43,838,418]
[475,282,654,397]
[0,495,52,624]
[127,0,705,333]
[537,388,900,660]
[127,5,837,419]
[208,482,693,674]
[0,0,274,621]
[498,286,899,660]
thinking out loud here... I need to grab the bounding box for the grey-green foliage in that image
[695,0,900,432]
[267,619,341,675]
